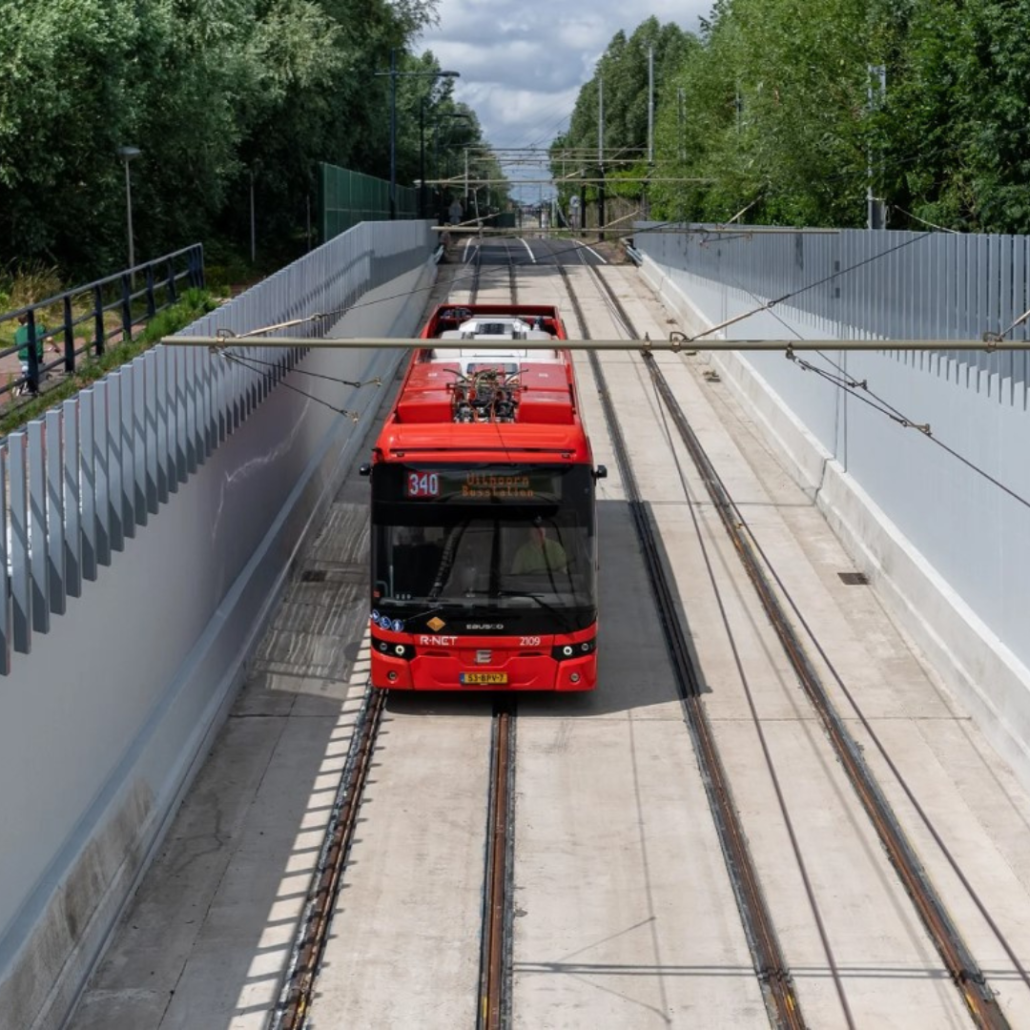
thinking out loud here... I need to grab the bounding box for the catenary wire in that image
[217,350,361,421]
[686,385,1030,997]
[648,365,856,1030]
[570,241,854,1021]
[215,349,383,390]
[704,254,1030,517]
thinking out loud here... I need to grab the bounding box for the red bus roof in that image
[373,304,592,465]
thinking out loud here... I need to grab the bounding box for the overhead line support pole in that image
[169,336,1030,353]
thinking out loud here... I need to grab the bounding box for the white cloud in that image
[416,0,711,199]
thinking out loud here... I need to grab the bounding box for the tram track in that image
[568,246,1017,1029]
[478,702,516,1030]
[549,245,805,1030]
[272,682,387,1030]
[474,257,520,1030]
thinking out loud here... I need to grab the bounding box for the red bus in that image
[362,303,605,690]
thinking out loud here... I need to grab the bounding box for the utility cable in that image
[217,349,362,421]
[688,230,934,342]
[788,350,1030,514]
[214,348,382,390]
[706,253,1030,516]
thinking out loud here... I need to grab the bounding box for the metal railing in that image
[0,245,204,398]
[0,221,433,673]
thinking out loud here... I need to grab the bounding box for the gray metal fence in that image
[0,220,432,674]
[635,222,1030,390]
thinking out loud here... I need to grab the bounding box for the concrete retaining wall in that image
[638,251,1030,790]
[0,256,435,1030]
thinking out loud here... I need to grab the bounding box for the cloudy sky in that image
[416,0,711,201]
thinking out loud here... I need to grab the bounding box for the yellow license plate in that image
[460,671,509,686]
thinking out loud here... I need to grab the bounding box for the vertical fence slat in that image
[232,349,242,433]
[202,350,214,460]
[28,422,49,632]
[107,371,125,549]
[79,391,98,580]
[117,368,135,536]
[194,348,206,464]
[63,397,82,597]
[175,345,188,484]
[132,359,148,525]
[9,434,31,652]
[93,381,113,566]
[45,410,66,616]
[144,351,159,514]
[213,349,226,444]
[155,346,170,503]
[185,347,198,474]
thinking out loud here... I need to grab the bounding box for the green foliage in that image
[554,18,695,211]
[0,0,443,276]
[136,287,217,346]
[1,259,63,310]
[557,2,1030,233]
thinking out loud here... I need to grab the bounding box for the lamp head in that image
[117,146,141,162]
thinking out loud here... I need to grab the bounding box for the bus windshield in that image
[374,512,593,609]
[371,464,596,619]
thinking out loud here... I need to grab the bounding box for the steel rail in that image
[582,260,1011,1029]
[272,683,388,1030]
[548,248,805,1030]
[478,705,516,1030]
[474,260,519,1030]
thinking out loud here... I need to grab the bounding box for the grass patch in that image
[0,288,218,437]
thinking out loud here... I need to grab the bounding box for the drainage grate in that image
[300,569,328,583]
[838,571,869,585]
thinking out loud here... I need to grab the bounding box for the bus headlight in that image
[551,639,595,661]
[375,639,416,660]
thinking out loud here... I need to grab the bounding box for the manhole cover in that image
[300,569,328,583]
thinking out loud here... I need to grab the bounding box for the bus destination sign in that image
[403,468,559,502]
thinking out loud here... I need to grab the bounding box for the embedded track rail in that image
[551,250,805,1030]
[578,253,1017,1029]
[478,703,516,1030]
[271,684,387,1030]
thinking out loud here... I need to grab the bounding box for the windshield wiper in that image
[379,599,467,624]
[492,590,577,633]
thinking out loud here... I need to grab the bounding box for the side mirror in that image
[359,463,372,477]
[594,465,608,480]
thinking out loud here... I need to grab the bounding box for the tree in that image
[0,0,444,276]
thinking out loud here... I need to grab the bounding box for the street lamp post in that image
[117,146,141,272]
[376,52,459,219]
[419,95,426,218]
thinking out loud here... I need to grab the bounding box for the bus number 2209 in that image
[406,472,440,498]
